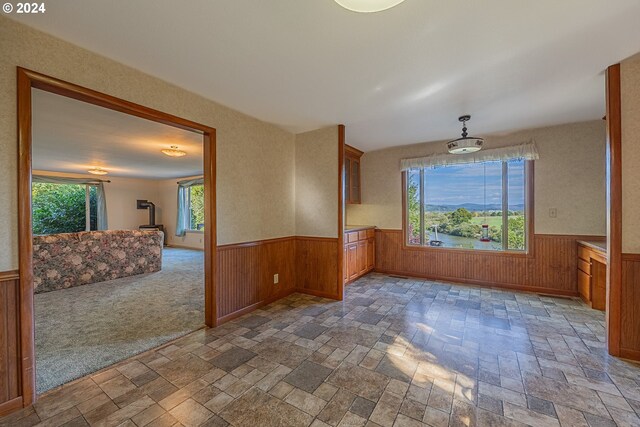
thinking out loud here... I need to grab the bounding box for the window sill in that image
[402,243,531,257]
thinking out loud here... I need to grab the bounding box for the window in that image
[187,184,205,231]
[406,159,528,251]
[32,183,98,235]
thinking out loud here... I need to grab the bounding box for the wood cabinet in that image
[577,241,607,311]
[344,145,363,204]
[344,226,375,284]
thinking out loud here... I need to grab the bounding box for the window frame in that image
[401,160,534,257]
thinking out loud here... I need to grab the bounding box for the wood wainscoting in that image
[620,253,640,360]
[374,230,606,296]
[216,237,296,324]
[295,237,340,299]
[216,236,340,324]
[0,271,22,417]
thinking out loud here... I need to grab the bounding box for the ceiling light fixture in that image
[161,145,187,157]
[87,167,108,175]
[334,0,406,13]
[447,115,484,154]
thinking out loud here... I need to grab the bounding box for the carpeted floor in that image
[34,247,204,394]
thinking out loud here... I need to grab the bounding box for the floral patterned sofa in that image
[33,230,163,293]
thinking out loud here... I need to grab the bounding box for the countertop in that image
[577,240,607,253]
[345,225,376,232]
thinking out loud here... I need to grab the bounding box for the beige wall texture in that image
[347,120,607,236]
[158,175,205,250]
[621,52,640,253]
[295,127,339,238]
[0,16,296,271]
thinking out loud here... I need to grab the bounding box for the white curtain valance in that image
[177,177,204,188]
[400,141,539,171]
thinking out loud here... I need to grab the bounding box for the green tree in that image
[407,181,420,242]
[189,185,206,230]
[32,183,96,235]
[449,207,473,225]
[507,215,525,250]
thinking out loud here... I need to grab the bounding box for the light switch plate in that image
[549,208,557,218]
[273,273,279,284]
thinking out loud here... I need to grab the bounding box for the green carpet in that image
[35,247,204,394]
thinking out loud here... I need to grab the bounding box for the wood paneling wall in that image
[374,230,605,296]
[216,236,340,324]
[620,254,640,360]
[295,237,340,299]
[216,237,296,323]
[0,271,22,417]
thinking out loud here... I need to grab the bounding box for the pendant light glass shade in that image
[447,115,484,154]
[334,0,406,13]
[87,167,108,175]
[161,145,187,157]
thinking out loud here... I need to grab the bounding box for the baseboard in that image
[0,397,23,417]
[216,288,296,325]
[296,288,342,300]
[619,347,640,362]
[373,268,579,298]
[166,244,204,251]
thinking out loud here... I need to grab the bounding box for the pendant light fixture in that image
[87,167,108,175]
[446,115,484,154]
[161,145,187,157]
[334,0,406,13]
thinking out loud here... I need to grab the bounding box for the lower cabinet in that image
[344,228,375,284]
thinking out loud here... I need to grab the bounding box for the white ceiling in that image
[32,88,204,179]
[12,1,640,151]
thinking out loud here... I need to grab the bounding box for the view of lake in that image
[427,232,502,250]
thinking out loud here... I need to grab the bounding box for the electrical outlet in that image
[549,208,557,218]
[273,274,279,284]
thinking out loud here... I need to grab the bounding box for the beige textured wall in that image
[295,127,339,238]
[347,120,606,236]
[158,176,205,250]
[0,16,295,270]
[621,53,640,253]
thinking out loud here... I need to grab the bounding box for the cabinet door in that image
[357,241,367,275]
[366,238,375,270]
[344,158,351,203]
[351,159,361,204]
[347,244,358,280]
[577,269,591,304]
[343,246,348,282]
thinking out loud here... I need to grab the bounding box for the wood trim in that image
[374,268,578,297]
[337,125,345,301]
[401,161,535,256]
[16,68,218,408]
[606,63,622,357]
[0,271,19,281]
[621,253,640,262]
[344,144,363,157]
[217,288,295,324]
[217,236,295,251]
[0,397,23,418]
[294,236,339,243]
[619,348,640,362]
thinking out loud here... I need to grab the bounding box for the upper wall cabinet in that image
[344,145,363,204]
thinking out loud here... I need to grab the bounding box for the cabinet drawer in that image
[577,245,591,262]
[578,258,591,274]
[347,232,359,243]
[358,230,367,241]
[577,269,591,303]
[366,228,375,239]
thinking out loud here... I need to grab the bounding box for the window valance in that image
[400,141,539,171]
[177,177,204,188]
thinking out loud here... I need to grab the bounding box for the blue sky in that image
[409,159,525,207]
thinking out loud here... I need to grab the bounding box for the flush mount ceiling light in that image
[334,0,406,13]
[161,145,187,157]
[87,167,108,175]
[447,115,484,154]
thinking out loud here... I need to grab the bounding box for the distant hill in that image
[426,203,524,212]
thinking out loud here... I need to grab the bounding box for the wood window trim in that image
[401,160,535,258]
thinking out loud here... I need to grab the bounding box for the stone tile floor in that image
[3,273,640,427]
